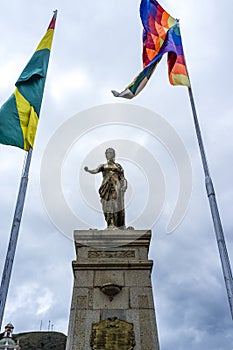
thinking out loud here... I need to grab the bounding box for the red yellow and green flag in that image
[112,0,190,99]
[0,10,57,151]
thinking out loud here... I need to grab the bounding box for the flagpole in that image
[0,9,57,331]
[0,147,33,329]
[188,85,233,320]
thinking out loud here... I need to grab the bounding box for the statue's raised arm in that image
[84,148,127,229]
[84,165,103,175]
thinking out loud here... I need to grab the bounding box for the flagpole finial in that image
[47,10,58,30]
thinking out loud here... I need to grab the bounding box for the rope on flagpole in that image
[0,147,33,329]
[188,85,233,320]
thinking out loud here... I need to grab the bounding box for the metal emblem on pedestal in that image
[90,317,136,350]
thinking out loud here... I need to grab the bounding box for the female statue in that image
[84,148,127,229]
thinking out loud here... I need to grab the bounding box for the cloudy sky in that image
[0,0,233,349]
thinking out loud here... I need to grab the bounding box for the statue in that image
[84,148,127,229]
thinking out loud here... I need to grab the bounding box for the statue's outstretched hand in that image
[84,165,102,174]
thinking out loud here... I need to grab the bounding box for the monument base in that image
[66,230,160,350]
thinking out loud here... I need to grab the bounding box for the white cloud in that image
[49,68,91,103]
[5,283,54,318]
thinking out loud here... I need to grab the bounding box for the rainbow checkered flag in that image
[0,11,57,151]
[112,0,190,99]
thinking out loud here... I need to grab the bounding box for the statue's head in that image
[105,148,115,161]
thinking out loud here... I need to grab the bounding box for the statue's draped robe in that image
[99,162,126,228]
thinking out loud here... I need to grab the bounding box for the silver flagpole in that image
[0,147,33,329]
[188,86,233,320]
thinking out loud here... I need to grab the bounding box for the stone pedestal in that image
[66,230,160,350]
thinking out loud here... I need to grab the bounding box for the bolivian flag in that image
[0,10,57,151]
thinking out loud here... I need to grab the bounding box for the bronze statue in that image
[84,148,127,229]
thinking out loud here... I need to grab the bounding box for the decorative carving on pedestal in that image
[100,283,122,301]
[90,317,136,350]
[88,250,135,259]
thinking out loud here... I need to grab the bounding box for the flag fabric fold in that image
[112,0,190,99]
[0,10,57,151]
